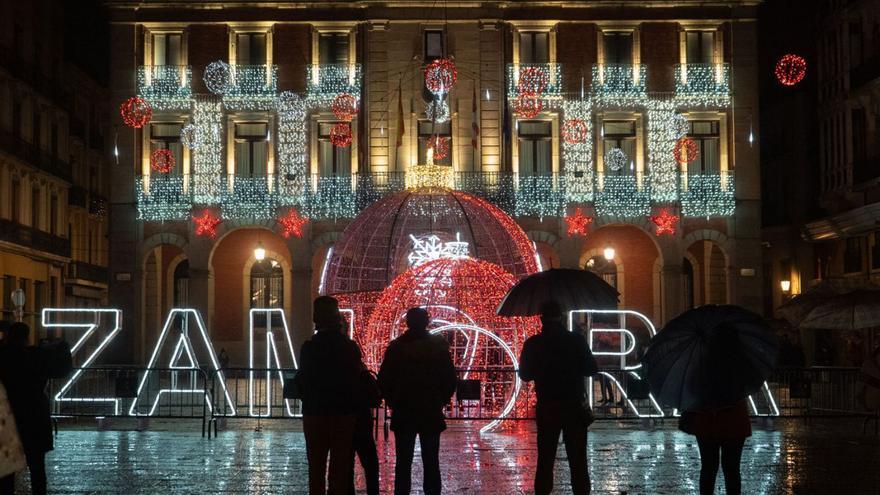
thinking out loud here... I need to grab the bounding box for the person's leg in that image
[695,436,721,495]
[0,474,15,495]
[419,431,442,495]
[393,430,417,495]
[534,413,563,495]
[303,415,331,495]
[25,452,47,495]
[561,414,590,495]
[353,429,381,495]
[719,438,746,495]
[328,415,357,495]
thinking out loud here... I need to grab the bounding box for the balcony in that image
[219,175,284,219]
[679,171,735,217]
[306,64,363,101]
[674,63,730,103]
[224,65,278,99]
[67,261,109,286]
[0,127,72,182]
[0,219,70,258]
[506,63,563,99]
[137,65,192,102]
[594,173,652,218]
[136,175,192,221]
[591,64,647,99]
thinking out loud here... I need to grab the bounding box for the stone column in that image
[286,234,314,357]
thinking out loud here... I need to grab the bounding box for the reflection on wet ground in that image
[14,418,880,494]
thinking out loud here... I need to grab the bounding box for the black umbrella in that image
[496,268,618,317]
[641,305,777,411]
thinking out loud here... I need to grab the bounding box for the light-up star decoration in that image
[565,208,593,237]
[193,210,222,238]
[407,233,470,267]
[651,209,680,236]
[278,209,308,238]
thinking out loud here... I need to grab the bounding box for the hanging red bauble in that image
[565,208,593,237]
[424,58,458,94]
[330,122,353,148]
[674,137,699,163]
[775,54,807,87]
[562,119,588,145]
[193,210,222,238]
[428,136,450,160]
[514,95,543,119]
[150,148,175,174]
[651,209,679,236]
[120,96,152,129]
[278,208,308,238]
[331,93,359,121]
[517,67,549,97]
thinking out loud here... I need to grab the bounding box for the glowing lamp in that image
[603,246,616,261]
[10,288,25,309]
[780,280,791,293]
[254,242,266,261]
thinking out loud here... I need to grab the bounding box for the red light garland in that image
[565,208,593,237]
[149,148,175,174]
[775,54,807,87]
[120,96,152,128]
[329,123,353,148]
[562,119,588,145]
[331,93,359,121]
[674,137,699,163]
[193,210,222,238]
[651,209,679,236]
[427,136,450,160]
[517,67,549,97]
[278,209,308,238]
[513,95,543,119]
[424,58,458,94]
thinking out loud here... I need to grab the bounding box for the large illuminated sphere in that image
[775,54,807,86]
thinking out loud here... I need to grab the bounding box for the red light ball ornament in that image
[120,96,152,129]
[331,93,358,121]
[674,137,699,163]
[330,122,353,148]
[514,95,543,119]
[562,119,588,145]
[428,136,450,160]
[150,149,175,174]
[775,54,807,87]
[424,58,458,94]
[517,67,549,96]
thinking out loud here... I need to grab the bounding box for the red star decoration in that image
[278,209,309,238]
[565,208,593,237]
[651,209,680,236]
[193,210,221,238]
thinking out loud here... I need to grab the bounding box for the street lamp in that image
[603,246,616,261]
[780,280,791,293]
[254,241,266,261]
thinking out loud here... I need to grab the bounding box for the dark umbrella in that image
[800,289,880,330]
[642,305,777,411]
[496,268,618,317]
[778,278,878,326]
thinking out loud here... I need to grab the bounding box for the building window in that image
[424,30,444,60]
[33,281,44,318]
[49,276,57,307]
[686,31,716,64]
[50,194,58,235]
[236,32,267,65]
[518,120,552,175]
[319,33,349,65]
[174,260,189,307]
[844,237,863,274]
[152,33,182,66]
[686,121,720,173]
[603,32,633,64]
[602,120,636,176]
[2,276,14,314]
[418,120,452,166]
[251,259,283,309]
[318,122,352,176]
[519,32,549,63]
[11,179,20,223]
[150,123,184,176]
[234,123,269,177]
[31,188,40,230]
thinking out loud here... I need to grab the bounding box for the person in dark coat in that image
[345,320,380,495]
[377,307,456,495]
[296,297,364,495]
[519,301,598,495]
[0,322,72,495]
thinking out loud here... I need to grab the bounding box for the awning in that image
[802,202,880,241]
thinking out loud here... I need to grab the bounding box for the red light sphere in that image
[331,93,359,121]
[514,95,543,119]
[330,122,353,148]
[150,148,175,174]
[428,136,450,160]
[517,67,549,96]
[562,119,588,145]
[424,58,458,94]
[674,137,699,163]
[775,54,807,87]
[120,97,152,128]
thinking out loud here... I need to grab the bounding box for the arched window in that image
[585,255,617,289]
[173,260,189,307]
[250,258,283,309]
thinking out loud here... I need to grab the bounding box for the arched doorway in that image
[141,244,186,362]
[585,255,618,289]
[685,240,728,306]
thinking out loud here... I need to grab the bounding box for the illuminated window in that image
[519,32,549,63]
[234,123,269,177]
[602,120,636,176]
[603,32,632,64]
[319,33,349,64]
[236,33,267,65]
[318,122,352,176]
[586,255,617,288]
[686,31,715,64]
[518,121,552,175]
[418,120,452,165]
[152,33,182,66]
[150,123,183,176]
[424,30,444,60]
[687,120,720,173]
[251,259,283,309]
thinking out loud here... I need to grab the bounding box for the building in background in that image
[106,0,762,364]
[0,0,111,331]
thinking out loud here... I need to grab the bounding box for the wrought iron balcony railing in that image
[137,65,192,101]
[224,65,278,98]
[0,219,70,258]
[674,63,730,101]
[507,63,563,99]
[591,64,648,98]
[67,261,109,286]
[306,64,363,100]
[679,171,735,217]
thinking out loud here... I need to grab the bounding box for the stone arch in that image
[311,231,342,250]
[526,230,561,248]
[682,229,730,253]
[140,232,188,257]
[683,233,730,306]
[527,230,561,271]
[211,219,280,247]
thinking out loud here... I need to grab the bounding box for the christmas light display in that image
[595,174,651,218]
[775,54,807,86]
[604,147,628,172]
[329,122,353,147]
[561,100,594,204]
[514,95,543,118]
[331,93,359,121]
[150,148,176,174]
[137,65,192,103]
[405,165,455,190]
[562,119,588,145]
[179,123,202,150]
[306,64,363,103]
[424,58,458,94]
[675,137,699,163]
[674,64,731,106]
[193,210,221,238]
[248,308,298,417]
[680,172,736,217]
[591,64,647,98]
[203,60,232,95]
[565,207,593,237]
[120,96,152,128]
[669,114,690,141]
[650,208,679,235]
[426,98,450,124]
[407,233,470,267]
[507,64,562,99]
[278,208,308,238]
[224,65,278,99]
[517,66,549,96]
[277,91,306,121]
[428,136,450,160]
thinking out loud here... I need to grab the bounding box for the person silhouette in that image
[519,301,598,495]
[377,308,456,495]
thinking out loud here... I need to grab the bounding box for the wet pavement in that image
[10,418,880,494]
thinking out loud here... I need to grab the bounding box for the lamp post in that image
[254,241,266,261]
[10,288,25,322]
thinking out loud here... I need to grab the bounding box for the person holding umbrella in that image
[642,305,777,495]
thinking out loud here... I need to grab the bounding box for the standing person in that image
[296,297,364,495]
[347,323,381,495]
[679,399,751,495]
[519,301,598,495]
[0,322,72,495]
[377,307,456,495]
